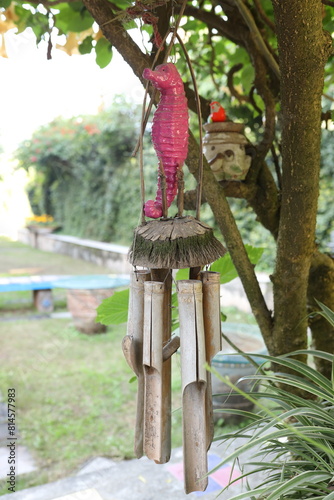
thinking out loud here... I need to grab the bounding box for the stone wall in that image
[18,229,132,274]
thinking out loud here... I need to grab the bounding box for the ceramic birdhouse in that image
[203,113,252,181]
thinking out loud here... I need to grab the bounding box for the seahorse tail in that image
[144,200,163,219]
[144,161,182,219]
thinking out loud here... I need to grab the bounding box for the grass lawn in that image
[0,318,183,494]
[0,236,112,276]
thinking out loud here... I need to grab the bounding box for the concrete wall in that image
[18,229,132,274]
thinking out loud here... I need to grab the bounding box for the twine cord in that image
[174,32,203,221]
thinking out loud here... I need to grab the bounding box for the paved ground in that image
[1,440,265,500]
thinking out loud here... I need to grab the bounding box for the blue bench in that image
[0,275,130,313]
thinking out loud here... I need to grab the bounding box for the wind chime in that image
[121,14,226,494]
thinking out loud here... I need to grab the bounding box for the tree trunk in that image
[271,0,330,360]
[308,251,334,378]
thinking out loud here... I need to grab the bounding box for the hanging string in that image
[174,33,204,221]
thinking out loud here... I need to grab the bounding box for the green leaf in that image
[108,0,131,8]
[175,245,263,284]
[175,268,189,280]
[56,6,94,33]
[210,253,238,283]
[211,245,264,284]
[69,1,86,12]
[241,62,255,93]
[0,0,12,9]
[95,38,113,69]
[123,20,137,30]
[79,35,93,55]
[315,299,334,327]
[266,471,331,500]
[95,288,129,325]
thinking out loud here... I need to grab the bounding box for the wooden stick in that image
[177,280,208,494]
[177,168,185,217]
[123,270,151,458]
[200,271,221,451]
[159,161,168,218]
[162,335,180,361]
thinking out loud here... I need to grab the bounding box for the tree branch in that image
[177,2,246,47]
[82,0,152,85]
[252,0,276,33]
[232,0,280,79]
[227,64,250,103]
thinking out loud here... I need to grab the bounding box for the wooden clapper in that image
[122,268,222,494]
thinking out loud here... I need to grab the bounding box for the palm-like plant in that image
[211,303,334,499]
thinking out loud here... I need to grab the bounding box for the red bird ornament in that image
[209,101,227,122]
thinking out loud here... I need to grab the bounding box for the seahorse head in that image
[142,63,184,92]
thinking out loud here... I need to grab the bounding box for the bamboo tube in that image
[177,280,208,494]
[122,270,151,458]
[143,280,166,463]
[200,271,221,450]
[151,269,172,464]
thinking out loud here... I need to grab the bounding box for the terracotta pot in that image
[67,288,112,334]
[211,322,267,422]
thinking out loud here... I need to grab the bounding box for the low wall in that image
[18,229,132,274]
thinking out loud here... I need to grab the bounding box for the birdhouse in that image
[203,121,252,182]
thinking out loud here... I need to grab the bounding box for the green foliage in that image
[315,299,334,328]
[96,288,129,325]
[56,4,94,33]
[95,37,113,68]
[175,244,264,283]
[212,349,334,499]
[15,98,158,244]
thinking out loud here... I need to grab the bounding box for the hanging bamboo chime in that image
[122,24,226,494]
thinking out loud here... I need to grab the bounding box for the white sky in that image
[0,27,146,237]
[0,27,145,153]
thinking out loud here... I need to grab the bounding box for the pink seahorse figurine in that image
[142,63,189,219]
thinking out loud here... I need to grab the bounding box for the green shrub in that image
[15,98,158,244]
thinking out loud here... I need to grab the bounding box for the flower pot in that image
[203,122,252,181]
[211,322,267,422]
[66,288,112,334]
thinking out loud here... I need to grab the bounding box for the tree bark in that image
[308,251,334,378]
[271,0,331,359]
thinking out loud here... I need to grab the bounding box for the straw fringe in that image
[129,217,226,269]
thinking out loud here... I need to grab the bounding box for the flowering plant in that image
[25,214,56,227]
